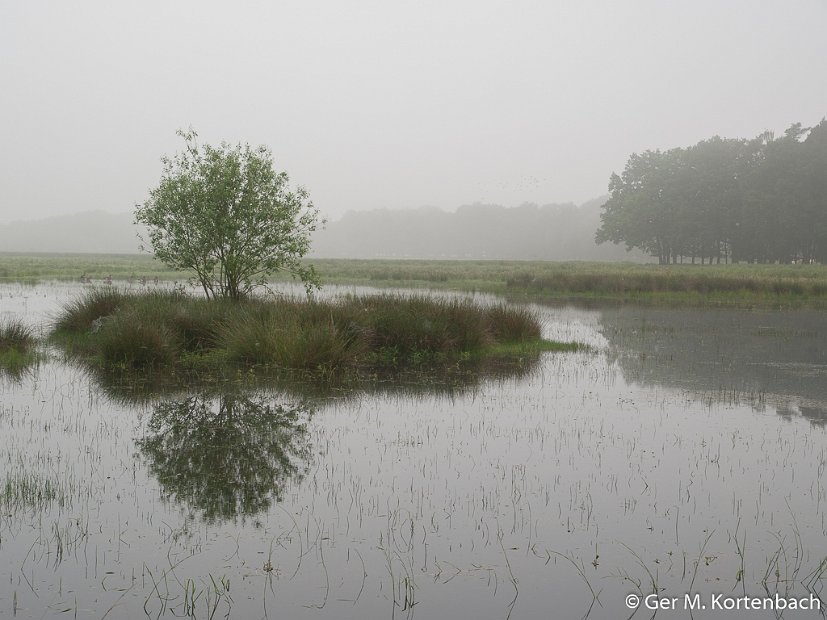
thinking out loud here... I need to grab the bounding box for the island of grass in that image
[50,289,581,376]
[0,319,36,374]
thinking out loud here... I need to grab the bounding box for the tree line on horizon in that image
[596,119,827,264]
[0,199,645,261]
[311,198,646,261]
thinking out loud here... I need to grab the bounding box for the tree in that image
[136,129,322,300]
[596,149,686,264]
[595,123,827,265]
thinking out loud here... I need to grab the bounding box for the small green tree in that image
[136,129,322,300]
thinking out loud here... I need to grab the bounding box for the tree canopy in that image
[596,120,827,264]
[136,130,322,299]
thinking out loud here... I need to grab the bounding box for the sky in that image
[2,0,826,225]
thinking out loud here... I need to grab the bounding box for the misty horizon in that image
[0,196,651,262]
[3,0,827,227]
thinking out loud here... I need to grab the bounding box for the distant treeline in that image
[597,120,827,264]
[312,197,646,261]
[1,200,648,261]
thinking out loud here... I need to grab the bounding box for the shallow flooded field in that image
[1,282,826,619]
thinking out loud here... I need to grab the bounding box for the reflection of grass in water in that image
[76,341,550,408]
[0,318,40,379]
[0,348,40,379]
[0,318,34,350]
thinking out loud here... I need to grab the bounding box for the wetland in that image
[1,280,826,619]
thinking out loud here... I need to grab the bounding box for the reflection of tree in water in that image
[598,307,827,426]
[775,402,827,427]
[137,394,313,522]
[92,353,543,520]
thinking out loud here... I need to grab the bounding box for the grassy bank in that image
[50,289,572,376]
[5,253,827,307]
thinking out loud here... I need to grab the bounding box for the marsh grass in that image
[53,287,124,332]
[1,470,71,512]
[294,259,827,306]
[505,266,827,299]
[50,289,561,374]
[99,312,179,367]
[0,252,173,282]
[6,253,827,306]
[219,309,362,369]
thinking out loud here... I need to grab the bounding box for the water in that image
[1,283,826,619]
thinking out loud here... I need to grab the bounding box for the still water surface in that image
[1,282,826,619]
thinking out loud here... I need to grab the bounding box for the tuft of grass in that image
[220,310,322,368]
[166,298,231,351]
[484,304,542,342]
[0,319,38,376]
[488,339,586,356]
[53,288,126,333]
[354,296,491,356]
[97,310,180,368]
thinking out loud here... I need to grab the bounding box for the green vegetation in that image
[0,252,174,282]
[598,120,827,264]
[51,289,564,376]
[5,254,827,307]
[305,260,827,307]
[502,262,827,305]
[1,470,73,512]
[136,129,322,299]
[0,318,37,375]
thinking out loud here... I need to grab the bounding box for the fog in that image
[2,0,826,233]
[0,198,652,261]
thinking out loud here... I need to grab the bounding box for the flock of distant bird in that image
[79,274,159,286]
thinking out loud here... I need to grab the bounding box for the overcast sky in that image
[2,0,826,225]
